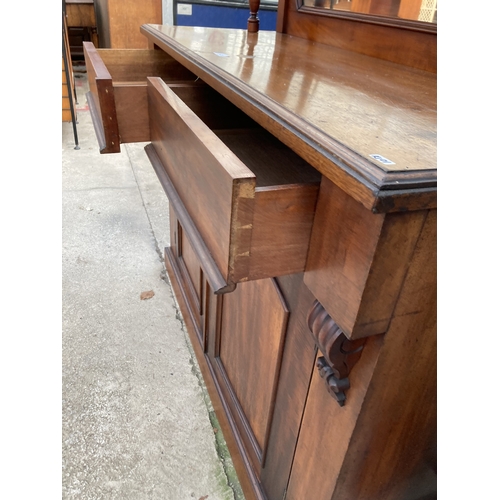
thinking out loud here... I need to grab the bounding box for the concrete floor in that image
[62,67,244,500]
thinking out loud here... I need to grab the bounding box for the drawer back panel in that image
[98,49,197,83]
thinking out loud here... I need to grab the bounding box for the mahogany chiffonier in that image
[83,1,437,498]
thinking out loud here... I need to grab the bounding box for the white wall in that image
[163,0,174,25]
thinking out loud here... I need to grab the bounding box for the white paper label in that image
[370,154,395,165]
[177,4,192,15]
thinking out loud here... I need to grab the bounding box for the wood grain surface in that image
[83,41,120,153]
[140,25,436,213]
[305,178,428,339]
[163,245,261,500]
[85,46,198,149]
[90,20,437,500]
[330,209,437,500]
[148,77,323,284]
[280,0,436,72]
[219,278,289,470]
[97,48,195,82]
[65,2,96,27]
[248,184,319,280]
[260,273,318,500]
[147,76,256,283]
[146,144,233,295]
[94,0,161,49]
[286,335,384,500]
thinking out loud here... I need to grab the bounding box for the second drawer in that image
[147,77,321,286]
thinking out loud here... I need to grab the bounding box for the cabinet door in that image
[259,274,318,500]
[167,204,207,350]
[209,278,289,475]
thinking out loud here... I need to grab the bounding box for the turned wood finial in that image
[248,0,260,33]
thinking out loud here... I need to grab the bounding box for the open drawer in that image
[146,77,321,288]
[83,41,198,153]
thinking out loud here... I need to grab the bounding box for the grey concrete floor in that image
[62,67,244,500]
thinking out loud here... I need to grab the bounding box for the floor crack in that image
[125,145,165,265]
[167,286,244,500]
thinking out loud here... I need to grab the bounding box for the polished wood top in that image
[141,25,436,212]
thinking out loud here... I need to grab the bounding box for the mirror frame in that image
[298,0,437,33]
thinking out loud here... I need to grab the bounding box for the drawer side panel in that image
[147,77,256,283]
[114,85,150,143]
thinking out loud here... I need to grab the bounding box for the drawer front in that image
[83,42,196,153]
[84,41,119,153]
[147,77,320,286]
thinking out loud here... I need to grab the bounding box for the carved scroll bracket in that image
[307,300,366,406]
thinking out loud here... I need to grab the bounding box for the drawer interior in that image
[83,42,200,153]
[210,118,322,281]
[213,128,321,188]
[163,84,258,132]
[102,49,198,147]
[155,79,320,188]
[97,49,196,84]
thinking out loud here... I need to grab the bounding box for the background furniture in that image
[93,0,162,48]
[62,11,80,149]
[65,0,99,60]
[62,18,75,123]
[83,1,436,498]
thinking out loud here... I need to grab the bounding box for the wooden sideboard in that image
[83,4,436,498]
